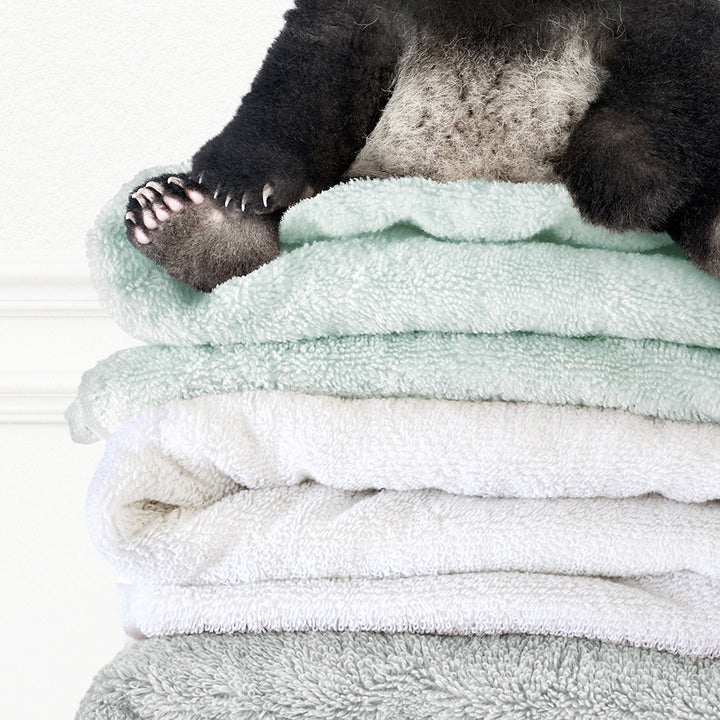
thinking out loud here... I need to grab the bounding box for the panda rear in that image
[124,0,720,290]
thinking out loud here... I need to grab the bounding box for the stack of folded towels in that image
[71,166,720,718]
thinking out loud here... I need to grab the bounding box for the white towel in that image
[91,391,720,502]
[88,391,720,655]
[120,573,720,658]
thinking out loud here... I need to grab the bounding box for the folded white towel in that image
[120,573,720,658]
[92,391,720,503]
[88,391,720,656]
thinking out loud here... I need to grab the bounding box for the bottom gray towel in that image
[77,631,720,719]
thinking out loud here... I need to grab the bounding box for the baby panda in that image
[125,0,720,291]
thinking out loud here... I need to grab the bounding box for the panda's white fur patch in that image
[347,24,608,184]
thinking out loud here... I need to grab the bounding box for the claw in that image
[168,175,203,204]
[198,172,206,184]
[167,176,203,203]
[213,187,221,200]
[146,180,165,193]
[262,183,274,208]
[125,211,137,224]
[137,187,157,203]
[132,190,149,206]
[241,192,249,212]
[225,195,233,208]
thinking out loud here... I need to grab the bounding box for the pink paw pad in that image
[126,174,211,246]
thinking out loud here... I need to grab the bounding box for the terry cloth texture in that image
[91,169,698,348]
[89,391,720,502]
[68,334,720,443]
[76,632,720,720]
[90,392,720,656]
[69,171,720,442]
[74,170,720,716]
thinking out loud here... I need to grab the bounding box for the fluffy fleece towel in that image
[76,632,720,720]
[89,392,720,656]
[68,170,720,442]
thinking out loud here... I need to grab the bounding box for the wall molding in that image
[0,375,78,424]
[0,258,104,318]
[2,255,130,425]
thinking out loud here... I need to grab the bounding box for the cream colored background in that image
[1,1,293,716]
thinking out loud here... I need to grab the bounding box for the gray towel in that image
[77,631,720,719]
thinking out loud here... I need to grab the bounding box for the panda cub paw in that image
[124,173,281,292]
[125,174,205,246]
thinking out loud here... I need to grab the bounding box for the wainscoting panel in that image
[2,251,134,719]
[1,253,138,425]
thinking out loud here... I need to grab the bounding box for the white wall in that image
[1,2,293,717]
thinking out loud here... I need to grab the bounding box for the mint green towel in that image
[89,169,720,348]
[68,332,720,442]
[77,632,720,720]
[70,170,720,441]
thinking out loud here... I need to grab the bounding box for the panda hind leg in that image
[557,106,690,234]
[124,173,282,292]
[666,175,720,278]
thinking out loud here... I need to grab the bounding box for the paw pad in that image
[125,175,211,246]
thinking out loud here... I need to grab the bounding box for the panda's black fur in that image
[126,0,720,291]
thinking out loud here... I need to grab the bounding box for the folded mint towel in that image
[68,332,720,442]
[70,170,720,441]
[89,169,720,348]
[77,632,720,720]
